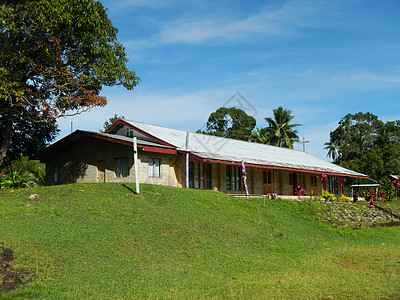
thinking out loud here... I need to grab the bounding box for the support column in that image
[133,137,140,194]
[185,132,189,188]
[241,161,249,198]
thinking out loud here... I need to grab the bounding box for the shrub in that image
[338,194,351,202]
[0,171,33,189]
[294,185,307,199]
[322,189,335,201]
[379,177,395,201]
[0,157,45,189]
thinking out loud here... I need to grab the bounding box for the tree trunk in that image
[0,120,13,168]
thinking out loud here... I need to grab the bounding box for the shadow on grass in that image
[121,184,137,195]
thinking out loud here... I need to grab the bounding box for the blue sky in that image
[57,0,400,159]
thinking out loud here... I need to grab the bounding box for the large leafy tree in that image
[252,107,301,148]
[0,0,140,167]
[198,107,256,141]
[1,114,58,167]
[326,113,400,180]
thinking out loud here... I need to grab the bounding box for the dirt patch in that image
[0,243,33,293]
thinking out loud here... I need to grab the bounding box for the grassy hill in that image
[1,183,399,299]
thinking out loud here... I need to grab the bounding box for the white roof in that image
[123,119,368,178]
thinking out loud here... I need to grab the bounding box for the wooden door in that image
[263,170,272,194]
[310,175,318,195]
[96,160,105,183]
[288,172,294,195]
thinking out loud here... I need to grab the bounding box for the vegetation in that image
[251,107,301,149]
[0,157,45,189]
[0,183,399,299]
[322,189,335,201]
[198,107,256,141]
[0,0,140,168]
[0,117,58,170]
[100,114,125,133]
[326,112,400,180]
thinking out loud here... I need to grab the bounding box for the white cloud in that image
[56,87,242,140]
[345,72,400,84]
[158,1,319,44]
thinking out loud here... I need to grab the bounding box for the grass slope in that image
[0,183,399,299]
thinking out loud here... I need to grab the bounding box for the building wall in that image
[45,138,182,187]
[45,138,136,185]
[45,137,328,196]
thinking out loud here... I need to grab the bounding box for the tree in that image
[326,113,400,180]
[323,140,338,161]
[100,114,125,132]
[0,0,140,167]
[252,107,301,148]
[0,115,58,168]
[250,127,269,144]
[198,107,256,141]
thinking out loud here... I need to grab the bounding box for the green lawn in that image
[1,183,399,299]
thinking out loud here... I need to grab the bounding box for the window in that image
[53,164,63,184]
[115,157,128,177]
[148,158,161,178]
[189,162,212,189]
[327,176,339,194]
[126,128,134,137]
[311,175,317,187]
[263,170,272,184]
[289,172,293,185]
[226,166,242,191]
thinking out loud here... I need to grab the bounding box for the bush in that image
[338,194,351,202]
[0,157,45,189]
[322,189,335,201]
[379,177,395,201]
[0,171,33,189]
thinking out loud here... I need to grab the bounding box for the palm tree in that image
[324,141,338,161]
[249,127,269,144]
[263,107,301,148]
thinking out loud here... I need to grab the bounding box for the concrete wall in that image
[45,138,182,187]
[44,137,326,196]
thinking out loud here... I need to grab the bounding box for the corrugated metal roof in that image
[93,131,173,149]
[123,119,368,178]
[44,130,174,152]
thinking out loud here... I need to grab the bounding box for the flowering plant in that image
[318,174,328,182]
[294,185,306,199]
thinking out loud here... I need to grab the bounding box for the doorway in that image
[289,172,298,195]
[263,170,273,194]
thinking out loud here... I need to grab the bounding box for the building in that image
[41,119,368,196]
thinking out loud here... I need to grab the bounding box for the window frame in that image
[189,162,212,189]
[327,176,339,194]
[53,164,64,184]
[226,165,242,191]
[148,158,161,178]
[310,175,317,187]
[115,157,128,178]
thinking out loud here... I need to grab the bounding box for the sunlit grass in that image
[0,183,399,299]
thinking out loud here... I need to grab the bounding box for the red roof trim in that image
[105,119,176,148]
[86,132,132,146]
[141,146,178,155]
[104,118,126,133]
[87,132,178,154]
[199,157,369,179]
